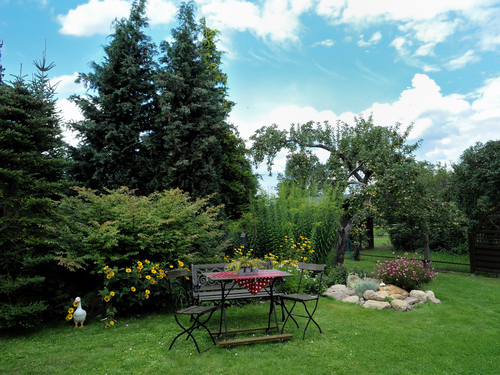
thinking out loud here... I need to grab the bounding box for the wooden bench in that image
[191,261,287,306]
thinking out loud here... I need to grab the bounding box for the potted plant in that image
[225,246,266,274]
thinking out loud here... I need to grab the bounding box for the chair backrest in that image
[166,269,191,312]
[296,263,326,296]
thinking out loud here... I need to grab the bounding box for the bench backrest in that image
[191,261,274,304]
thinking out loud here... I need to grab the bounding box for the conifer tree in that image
[68,0,157,194]
[0,51,71,328]
[146,1,228,202]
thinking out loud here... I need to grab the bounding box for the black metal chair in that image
[280,262,326,340]
[166,269,218,353]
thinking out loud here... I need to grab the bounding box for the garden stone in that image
[404,296,420,305]
[391,299,410,311]
[363,300,391,310]
[390,293,405,300]
[342,296,360,304]
[425,291,441,304]
[323,284,356,300]
[363,290,377,300]
[410,290,427,303]
[379,284,409,296]
[372,291,390,301]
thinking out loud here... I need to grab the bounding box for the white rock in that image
[342,296,360,303]
[362,300,391,310]
[391,299,410,311]
[410,290,427,303]
[363,290,377,300]
[373,291,390,301]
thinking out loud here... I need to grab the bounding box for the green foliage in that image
[98,259,186,318]
[374,254,438,291]
[346,274,380,297]
[147,0,228,203]
[0,51,72,329]
[239,183,342,265]
[450,140,500,230]
[68,0,158,195]
[51,187,226,272]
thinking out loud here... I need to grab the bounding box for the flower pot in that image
[237,267,258,275]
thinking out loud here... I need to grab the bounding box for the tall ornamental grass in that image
[238,183,342,265]
[374,253,438,291]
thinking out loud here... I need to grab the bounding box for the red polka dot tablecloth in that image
[209,270,287,295]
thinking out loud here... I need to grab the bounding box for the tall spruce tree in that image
[200,18,257,217]
[68,0,157,194]
[146,1,228,202]
[0,51,71,328]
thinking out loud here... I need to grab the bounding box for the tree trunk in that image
[335,220,354,265]
[422,218,431,266]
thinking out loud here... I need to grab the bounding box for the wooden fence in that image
[469,203,500,275]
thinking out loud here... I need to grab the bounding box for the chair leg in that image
[280,299,300,334]
[169,311,216,353]
[301,301,322,340]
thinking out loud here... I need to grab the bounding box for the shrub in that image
[347,274,380,297]
[98,259,188,321]
[373,253,438,291]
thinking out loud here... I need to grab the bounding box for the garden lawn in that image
[1,272,499,375]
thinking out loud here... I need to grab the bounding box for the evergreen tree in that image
[68,0,157,194]
[0,40,4,85]
[200,18,257,217]
[146,1,228,202]
[0,52,71,329]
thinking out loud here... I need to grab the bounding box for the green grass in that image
[1,272,499,375]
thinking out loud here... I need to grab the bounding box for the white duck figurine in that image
[73,297,87,328]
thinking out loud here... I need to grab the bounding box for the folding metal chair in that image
[280,263,326,340]
[166,269,218,353]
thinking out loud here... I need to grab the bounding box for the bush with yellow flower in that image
[98,259,187,327]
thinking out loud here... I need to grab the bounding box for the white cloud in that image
[357,31,381,47]
[312,39,335,47]
[51,72,85,95]
[57,0,130,37]
[57,0,176,37]
[199,0,313,45]
[57,99,85,147]
[445,50,480,70]
[147,0,177,26]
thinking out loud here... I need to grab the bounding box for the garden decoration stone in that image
[324,284,441,312]
[322,284,356,300]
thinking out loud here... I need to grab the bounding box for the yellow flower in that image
[150,279,155,285]
[137,261,142,266]
[145,289,150,294]
[146,275,151,280]
[151,269,157,274]
[66,314,73,321]
[73,301,79,307]
[110,321,115,325]
[104,296,111,302]
[178,260,184,267]
[145,294,150,299]
[126,268,132,273]
[103,265,109,270]
[131,287,136,292]
[145,259,150,264]
[138,274,142,278]
[68,307,74,314]
[106,273,112,279]
[169,265,174,268]
[110,291,115,296]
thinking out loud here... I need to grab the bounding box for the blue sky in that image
[2,0,500,189]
